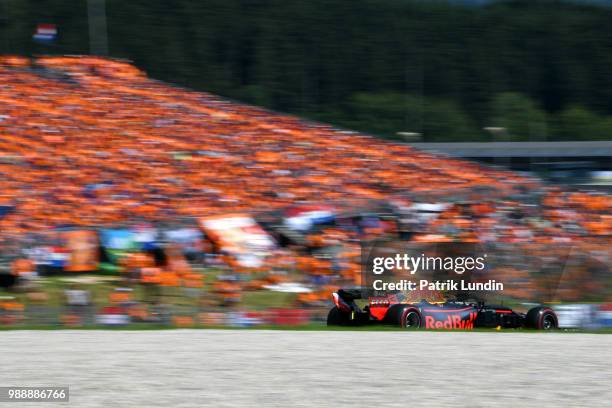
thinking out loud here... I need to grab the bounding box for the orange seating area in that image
[0,55,529,243]
[543,190,612,237]
[0,55,609,309]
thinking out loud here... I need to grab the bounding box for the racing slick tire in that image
[327,306,350,326]
[526,306,558,330]
[386,305,422,329]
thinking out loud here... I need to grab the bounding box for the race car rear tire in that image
[387,305,421,329]
[327,306,350,326]
[526,307,558,330]
[402,309,422,329]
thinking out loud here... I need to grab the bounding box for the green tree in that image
[553,105,612,141]
[422,99,481,142]
[315,92,480,142]
[336,92,422,139]
[490,93,548,141]
[3,1,612,142]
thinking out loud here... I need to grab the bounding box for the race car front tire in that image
[526,306,558,330]
[327,306,350,326]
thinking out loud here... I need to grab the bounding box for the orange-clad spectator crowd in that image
[0,55,610,322]
[0,55,530,243]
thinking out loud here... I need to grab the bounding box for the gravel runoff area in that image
[0,330,611,408]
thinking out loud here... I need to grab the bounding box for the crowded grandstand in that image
[0,55,610,328]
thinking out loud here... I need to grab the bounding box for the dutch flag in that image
[33,24,57,43]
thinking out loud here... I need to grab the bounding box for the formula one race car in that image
[328,289,558,330]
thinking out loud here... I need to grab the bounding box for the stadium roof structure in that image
[408,141,612,158]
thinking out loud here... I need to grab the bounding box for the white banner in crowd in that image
[199,214,275,268]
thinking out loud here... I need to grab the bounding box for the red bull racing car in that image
[328,289,558,330]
